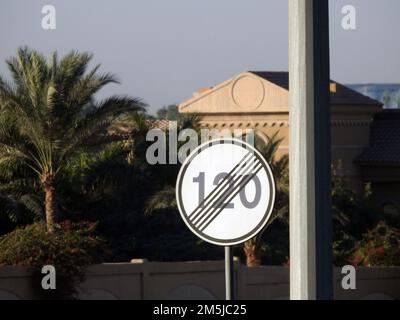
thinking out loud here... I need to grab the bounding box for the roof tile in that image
[250,71,382,106]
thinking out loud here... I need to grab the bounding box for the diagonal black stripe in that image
[194,160,261,229]
[189,151,254,222]
[192,157,260,227]
[198,164,263,232]
[191,156,258,226]
[190,152,253,223]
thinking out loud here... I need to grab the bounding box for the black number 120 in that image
[192,172,261,209]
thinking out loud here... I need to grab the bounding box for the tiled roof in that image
[250,71,382,106]
[357,110,400,166]
[146,119,176,130]
[106,119,174,139]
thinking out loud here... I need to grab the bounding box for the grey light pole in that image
[288,0,333,300]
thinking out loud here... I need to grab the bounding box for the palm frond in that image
[145,186,177,215]
[0,47,147,225]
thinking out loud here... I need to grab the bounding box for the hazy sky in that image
[1,0,399,114]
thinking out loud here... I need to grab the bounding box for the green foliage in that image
[135,209,223,262]
[259,219,290,265]
[330,172,397,265]
[0,221,106,270]
[156,104,179,120]
[351,222,400,267]
[145,185,176,215]
[331,173,400,267]
[0,47,145,228]
[332,174,376,239]
[0,221,108,298]
[155,104,201,128]
[242,132,289,266]
[333,232,356,266]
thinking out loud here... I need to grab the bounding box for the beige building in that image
[178,71,383,194]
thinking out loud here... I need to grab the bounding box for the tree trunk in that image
[244,241,262,267]
[44,182,57,232]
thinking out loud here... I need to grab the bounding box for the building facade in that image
[178,71,384,195]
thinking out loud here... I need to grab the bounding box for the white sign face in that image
[176,138,276,246]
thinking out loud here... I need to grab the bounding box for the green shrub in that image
[0,221,108,299]
[333,231,356,266]
[351,221,400,267]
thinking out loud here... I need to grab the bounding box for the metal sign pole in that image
[225,246,234,300]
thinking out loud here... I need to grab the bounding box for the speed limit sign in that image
[176,138,276,246]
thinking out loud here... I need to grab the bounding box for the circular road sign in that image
[176,138,276,246]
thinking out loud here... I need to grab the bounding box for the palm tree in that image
[0,47,145,231]
[144,114,201,214]
[243,132,289,267]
